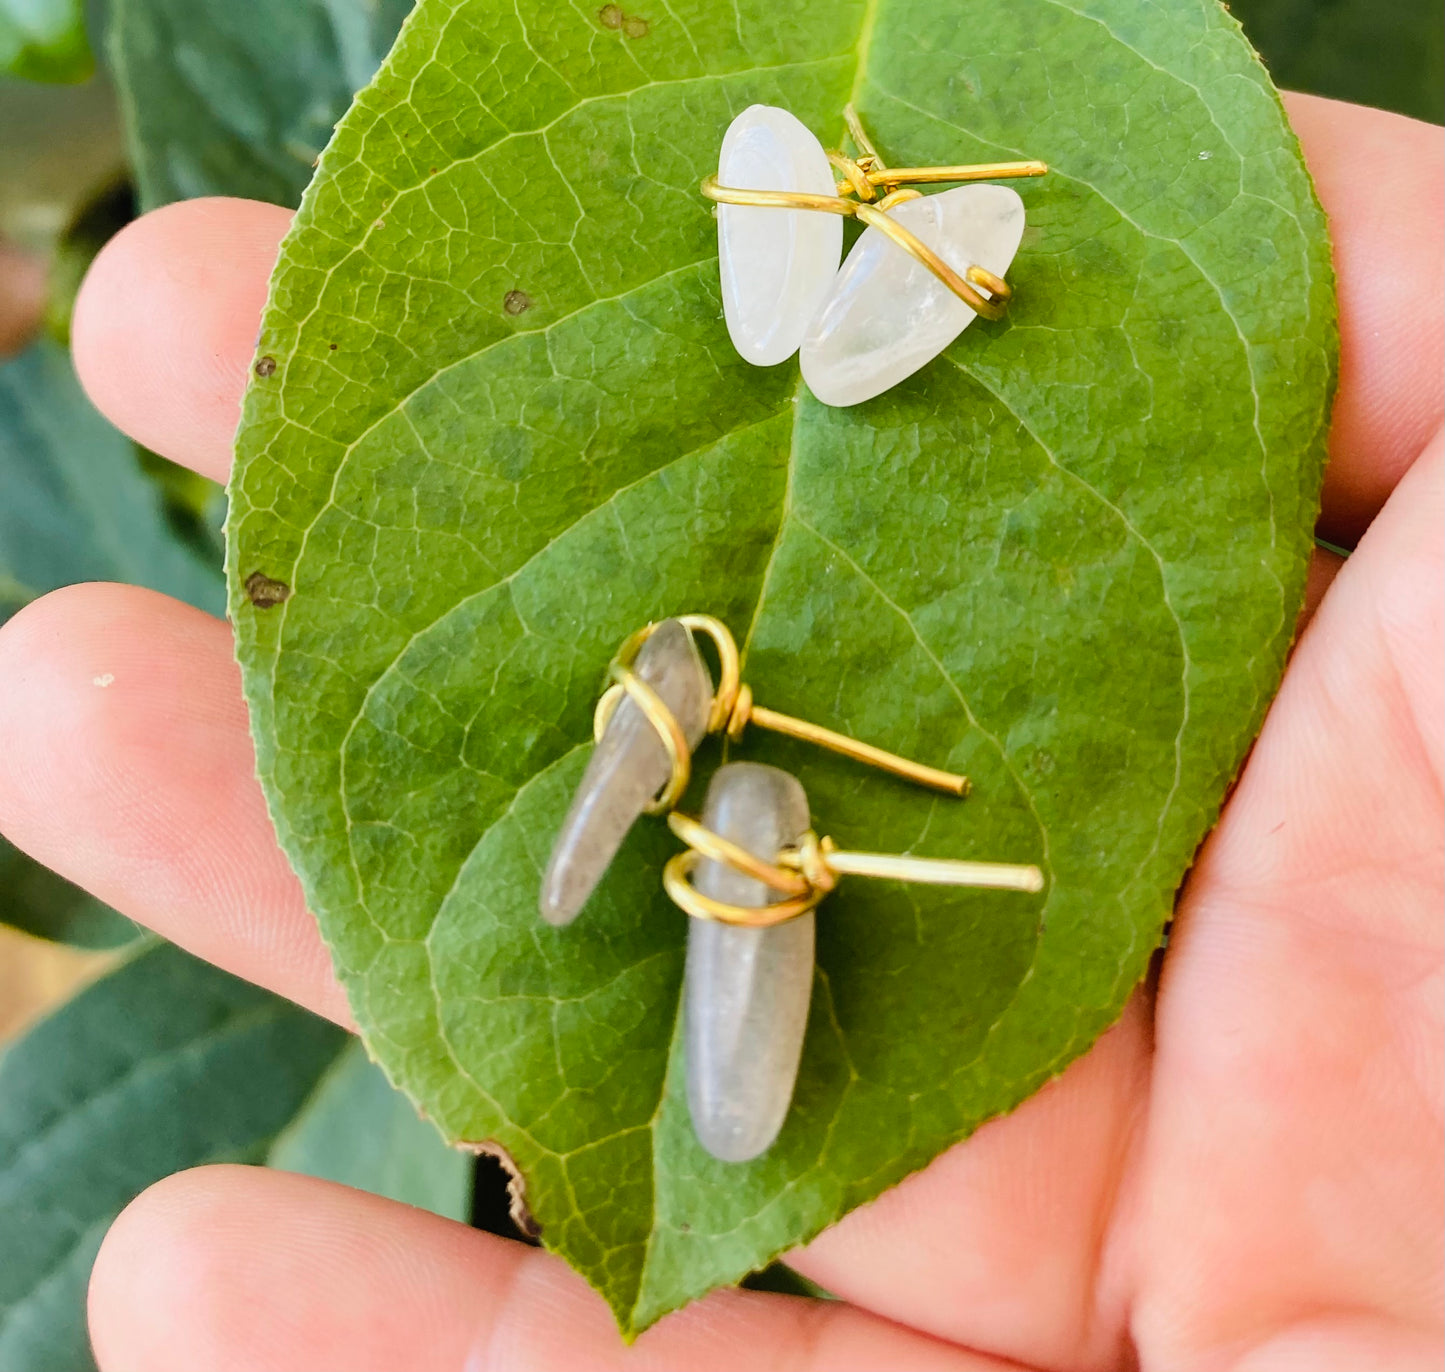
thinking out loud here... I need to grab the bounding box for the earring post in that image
[746,703,970,797]
[870,160,1049,185]
[791,846,1045,893]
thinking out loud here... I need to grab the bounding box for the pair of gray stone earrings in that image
[540,615,1043,1163]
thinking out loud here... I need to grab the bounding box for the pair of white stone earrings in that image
[704,104,1048,406]
[540,615,1044,1163]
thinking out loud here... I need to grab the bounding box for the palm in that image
[0,94,1439,1371]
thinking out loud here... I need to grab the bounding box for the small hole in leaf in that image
[244,572,291,609]
[622,14,649,37]
[503,289,533,316]
[254,355,277,378]
[598,3,623,27]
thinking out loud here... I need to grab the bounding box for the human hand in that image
[0,92,1438,1371]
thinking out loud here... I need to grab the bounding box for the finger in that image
[1137,431,1444,1360]
[71,197,291,483]
[786,532,1374,1369]
[89,1166,1025,1372]
[1283,93,1445,545]
[790,992,1148,1371]
[0,582,348,1025]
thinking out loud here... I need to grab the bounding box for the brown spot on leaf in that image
[328,342,338,351]
[457,1140,541,1239]
[622,13,649,37]
[253,355,277,378]
[244,572,292,609]
[597,3,623,26]
[503,289,533,316]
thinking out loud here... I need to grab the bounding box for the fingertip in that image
[88,1165,494,1372]
[1283,94,1445,542]
[72,198,292,484]
[89,1166,235,1372]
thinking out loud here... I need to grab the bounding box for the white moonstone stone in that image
[799,182,1026,406]
[685,763,814,1163]
[717,104,843,367]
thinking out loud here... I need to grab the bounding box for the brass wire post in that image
[702,104,1046,319]
[663,811,1045,927]
[593,615,971,812]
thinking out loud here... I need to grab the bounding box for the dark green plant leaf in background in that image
[0,942,473,1372]
[0,0,92,83]
[228,0,1337,1332]
[110,0,413,210]
[0,943,343,1372]
[35,173,231,594]
[0,838,135,947]
[0,338,222,622]
[1231,0,1443,124]
[269,1038,472,1220]
[43,174,133,345]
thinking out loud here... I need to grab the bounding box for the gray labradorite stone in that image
[685,762,815,1163]
[540,620,712,926]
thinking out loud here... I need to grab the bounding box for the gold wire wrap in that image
[667,811,811,896]
[702,174,1011,319]
[664,850,826,926]
[703,105,1044,320]
[827,149,877,201]
[598,656,694,814]
[850,201,1010,320]
[699,176,854,216]
[592,616,970,804]
[664,812,1045,927]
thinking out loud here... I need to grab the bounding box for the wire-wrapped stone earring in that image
[704,104,1048,405]
[539,615,969,926]
[666,761,1044,1162]
[799,182,1027,406]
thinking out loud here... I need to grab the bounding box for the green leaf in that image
[0,942,473,1371]
[0,837,136,948]
[0,942,346,1372]
[1230,0,1443,125]
[228,0,1336,1332]
[110,0,414,211]
[269,1038,472,1220]
[0,338,222,944]
[0,0,93,83]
